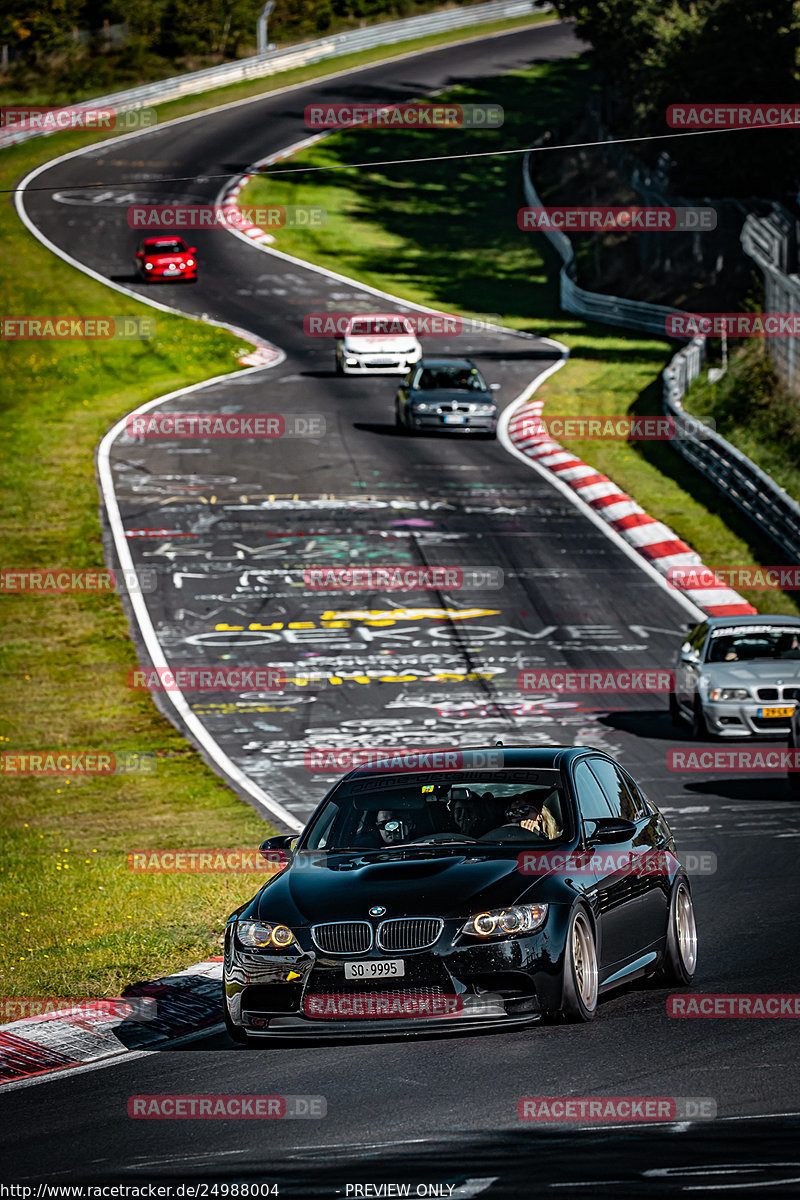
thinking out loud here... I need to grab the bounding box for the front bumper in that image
[141,264,196,280]
[408,412,497,433]
[340,351,421,375]
[224,925,562,1037]
[702,698,796,737]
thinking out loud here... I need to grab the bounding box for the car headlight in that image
[462,904,548,938]
[709,687,750,701]
[186,259,195,267]
[413,402,431,413]
[345,357,359,366]
[237,920,296,949]
[145,263,153,270]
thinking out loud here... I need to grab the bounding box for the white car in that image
[336,314,422,375]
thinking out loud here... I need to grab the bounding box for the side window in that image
[623,771,652,818]
[587,758,642,822]
[573,760,613,825]
[689,622,708,656]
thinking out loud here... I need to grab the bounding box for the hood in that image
[254,848,542,924]
[703,661,800,686]
[344,334,417,353]
[147,252,188,263]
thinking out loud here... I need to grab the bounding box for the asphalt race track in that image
[4,18,800,1194]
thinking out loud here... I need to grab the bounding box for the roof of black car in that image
[414,357,476,368]
[345,745,596,780]
[705,614,800,628]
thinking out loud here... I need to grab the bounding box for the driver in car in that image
[505,790,560,839]
[451,795,487,838]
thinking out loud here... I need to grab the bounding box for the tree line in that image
[552,0,800,197]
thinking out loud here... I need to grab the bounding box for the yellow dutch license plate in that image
[758,706,795,719]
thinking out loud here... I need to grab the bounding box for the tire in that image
[691,697,709,740]
[669,690,683,726]
[560,907,598,1022]
[657,879,698,985]
[222,984,249,1045]
[395,404,403,430]
[335,353,343,376]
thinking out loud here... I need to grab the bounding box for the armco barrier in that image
[523,147,800,564]
[521,147,686,335]
[663,342,800,563]
[0,1,550,150]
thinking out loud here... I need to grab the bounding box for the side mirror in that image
[587,817,637,845]
[188,247,197,255]
[135,251,143,258]
[489,382,501,391]
[258,834,297,864]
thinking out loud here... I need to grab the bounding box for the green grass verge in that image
[238,56,800,618]
[0,140,279,1002]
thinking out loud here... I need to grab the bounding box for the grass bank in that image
[0,139,277,1002]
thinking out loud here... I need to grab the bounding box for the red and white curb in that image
[0,957,224,1085]
[221,173,277,247]
[507,390,757,619]
[237,341,282,366]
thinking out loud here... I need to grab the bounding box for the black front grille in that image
[242,985,298,1014]
[311,922,372,954]
[303,985,449,1019]
[752,716,793,729]
[756,687,800,702]
[377,918,443,951]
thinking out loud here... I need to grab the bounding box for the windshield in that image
[411,364,488,391]
[147,240,186,254]
[348,317,413,337]
[301,773,569,851]
[706,626,800,663]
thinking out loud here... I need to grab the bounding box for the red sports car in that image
[135,236,197,281]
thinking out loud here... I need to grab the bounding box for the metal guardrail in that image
[522,148,686,335]
[664,341,800,563]
[0,0,550,150]
[523,147,800,562]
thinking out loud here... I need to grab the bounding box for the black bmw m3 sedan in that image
[223,747,697,1041]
